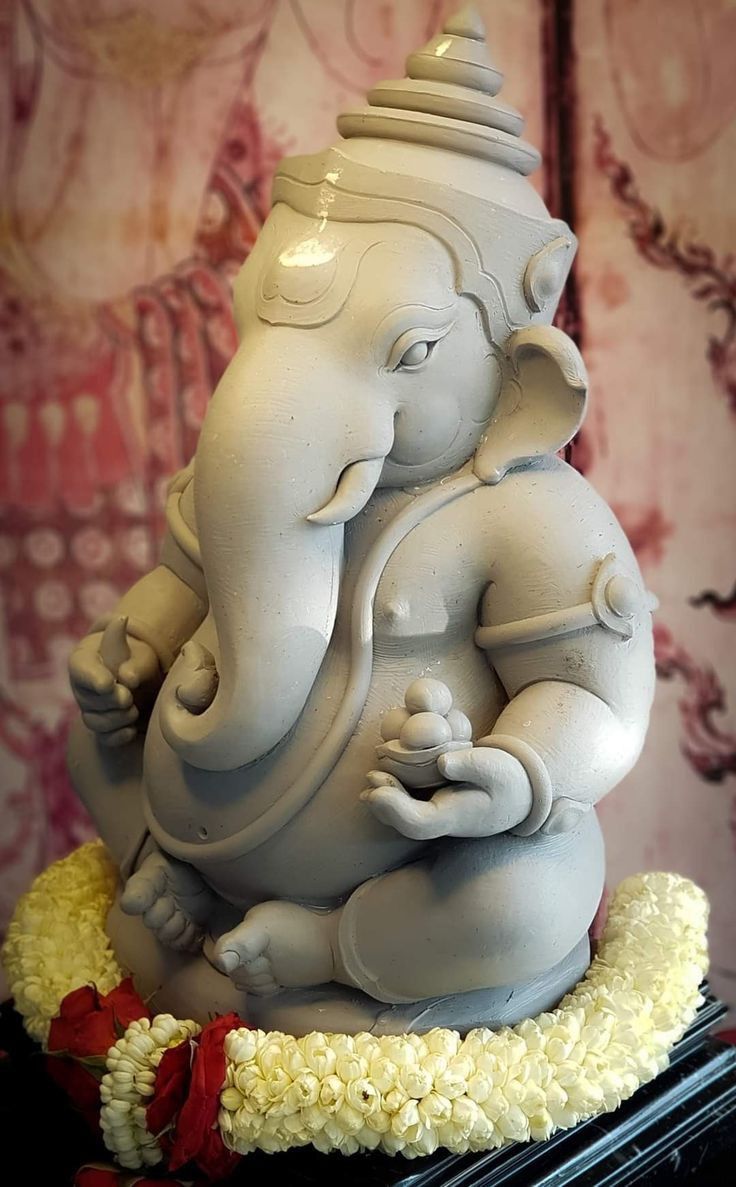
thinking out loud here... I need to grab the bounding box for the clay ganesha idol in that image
[67,8,657,1036]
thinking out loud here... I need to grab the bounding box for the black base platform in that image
[2,985,735,1185]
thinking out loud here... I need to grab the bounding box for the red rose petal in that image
[146,1039,193,1137]
[73,1169,121,1187]
[169,1012,245,1177]
[104,977,151,1030]
[49,978,150,1060]
[195,1125,242,1180]
[58,985,100,1021]
[49,1000,117,1058]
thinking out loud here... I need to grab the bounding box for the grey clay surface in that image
[67,7,657,1035]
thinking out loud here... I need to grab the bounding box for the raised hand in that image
[69,616,161,747]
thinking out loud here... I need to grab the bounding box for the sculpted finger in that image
[69,648,115,694]
[116,660,142,689]
[121,859,168,915]
[360,780,403,804]
[365,785,421,831]
[99,727,138,748]
[365,770,404,790]
[367,786,447,840]
[438,748,491,786]
[118,644,160,690]
[74,684,133,712]
[82,706,139,734]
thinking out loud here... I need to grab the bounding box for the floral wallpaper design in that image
[1,0,734,1013]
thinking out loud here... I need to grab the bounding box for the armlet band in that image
[475,553,658,652]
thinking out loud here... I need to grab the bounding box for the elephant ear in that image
[473,325,588,485]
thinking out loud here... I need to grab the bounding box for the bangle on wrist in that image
[477,734,553,835]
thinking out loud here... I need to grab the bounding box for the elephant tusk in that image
[307,455,385,525]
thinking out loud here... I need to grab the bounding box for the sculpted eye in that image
[388,334,438,372]
[385,318,454,372]
[399,340,432,368]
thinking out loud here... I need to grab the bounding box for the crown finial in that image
[336,5,540,176]
[444,5,487,41]
[405,9,503,96]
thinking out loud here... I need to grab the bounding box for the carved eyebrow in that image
[372,302,457,359]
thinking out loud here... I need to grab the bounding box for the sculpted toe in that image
[214,920,269,972]
[214,948,241,975]
[169,922,204,953]
[143,896,176,929]
[158,911,189,943]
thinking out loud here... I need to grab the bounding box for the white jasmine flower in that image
[364,1107,391,1133]
[451,1096,479,1138]
[336,1102,366,1135]
[356,1124,383,1150]
[319,1074,346,1112]
[418,1091,453,1126]
[426,1029,461,1058]
[398,1063,433,1099]
[466,1070,493,1104]
[221,1086,243,1112]
[391,1099,422,1139]
[283,1069,320,1111]
[346,1077,381,1114]
[382,1036,418,1067]
[225,1027,261,1065]
[434,1065,469,1099]
[303,1033,337,1077]
[370,1055,399,1093]
[335,1051,367,1083]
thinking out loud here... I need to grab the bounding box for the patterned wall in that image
[1,1,734,1012]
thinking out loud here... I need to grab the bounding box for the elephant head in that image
[158,7,588,773]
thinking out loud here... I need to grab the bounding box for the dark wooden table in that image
[2,987,735,1185]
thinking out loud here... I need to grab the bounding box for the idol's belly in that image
[142,635,505,907]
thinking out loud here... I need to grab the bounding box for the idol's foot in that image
[120,849,215,953]
[234,936,592,1036]
[106,897,592,1037]
[213,900,339,996]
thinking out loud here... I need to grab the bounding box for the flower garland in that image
[100,1014,201,1170]
[3,841,123,1045]
[1,843,709,1174]
[216,871,709,1157]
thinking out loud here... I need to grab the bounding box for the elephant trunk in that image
[159,342,383,772]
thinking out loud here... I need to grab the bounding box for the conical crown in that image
[272,6,574,337]
[337,5,540,177]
